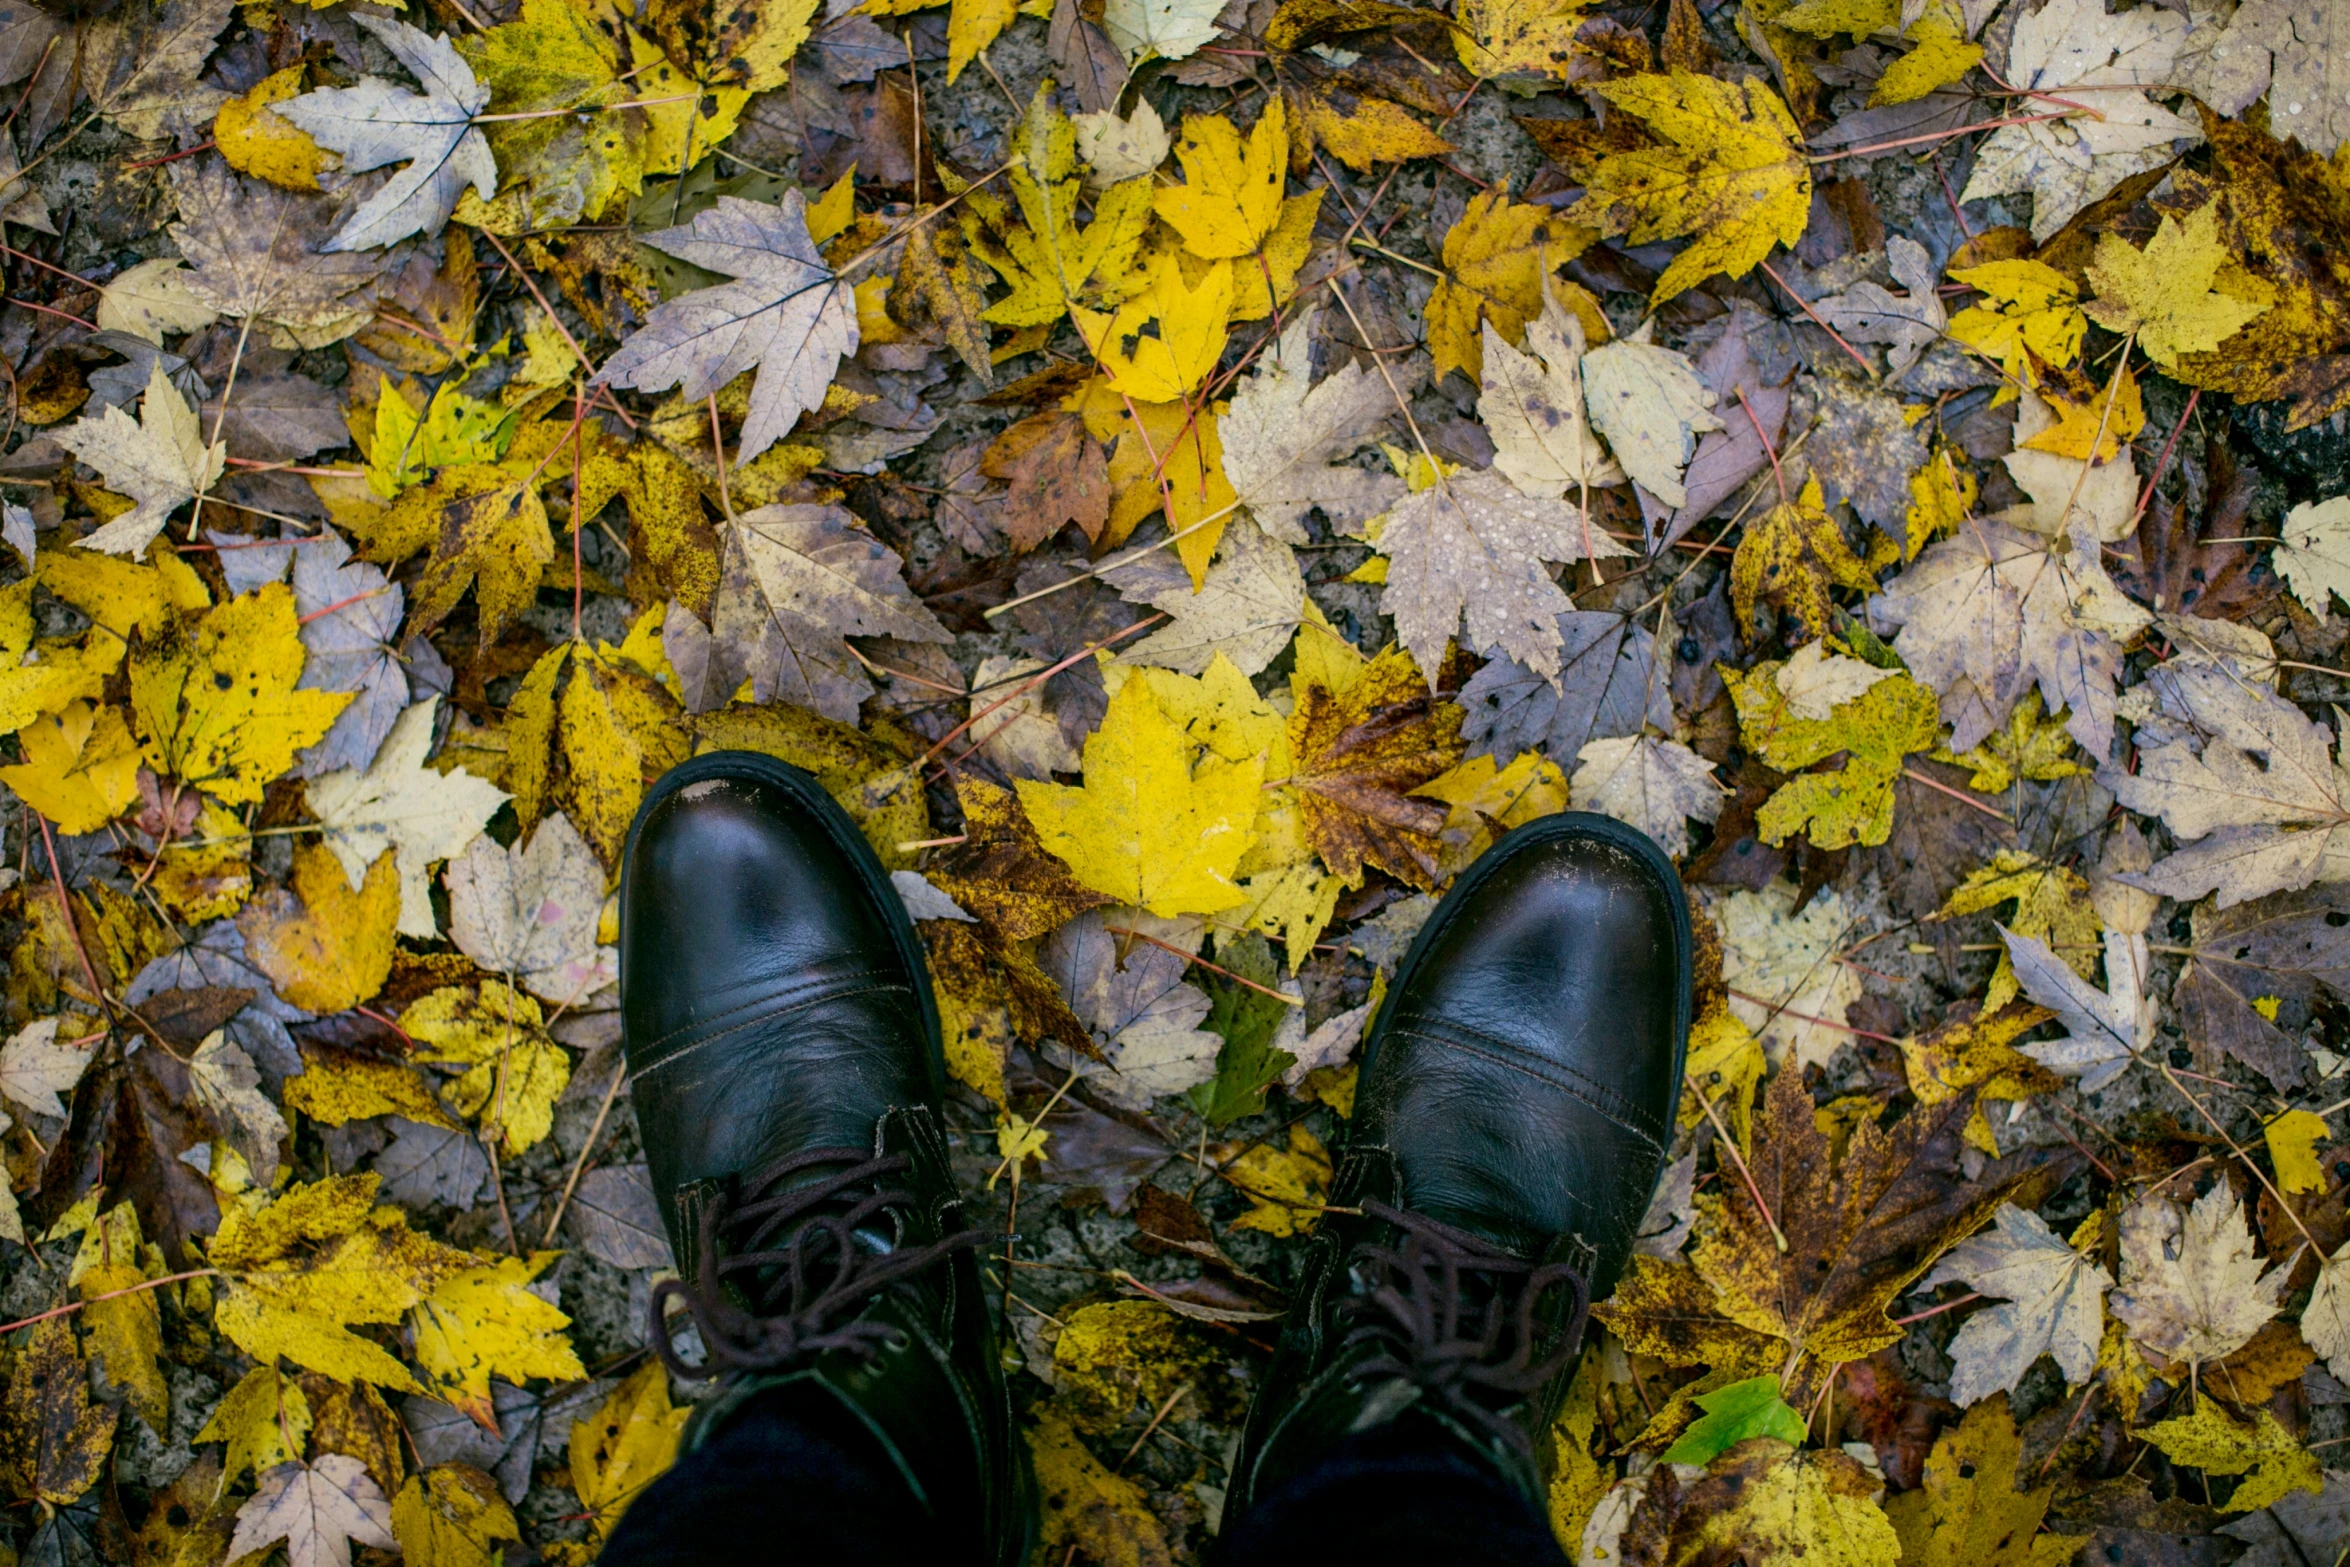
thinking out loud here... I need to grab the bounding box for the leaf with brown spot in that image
[0,1320,120,1506]
[1287,644,1466,891]
[928,776,1115,941]
[982,412,1110,552]
[1691,1070,2041,1394]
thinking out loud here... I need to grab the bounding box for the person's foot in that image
[619,752,1032,1565]
[1228,813,1692,1513]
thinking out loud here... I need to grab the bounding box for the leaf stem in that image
[0,1268,220,1334]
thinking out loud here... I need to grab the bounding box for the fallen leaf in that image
[443,812,614,1004]
[927,775,1115,940]
[168,161,394,348]
[78,0,232,142]
[229,1456,397,1567]
[1041,910,1222,1108]
[1730,474,1878,643]
[1219,307,1405,541]
[2142,1402,2322,1515]
[278,16,498,252]
[309,699,508,940]
[0,1016,94,1120]
[565,1164,673,1271]
[1957,0,2200,242]
[1030,1408,1176,1567]
[1998,926,2151,1092]
[1480,296,1621,500]
[0,1320,119,1506]
[196,1364,313,1486]
[1946,259,2086,401]
[563,1363,688,1544]
[2111,1182,2288,1368]
[97,257,219,345]
[598,193,859,462]
[290,530,420,778]
[238,845,402,1013]
[1921,1203,2111,1406]
[409,1252,586,1425]
[1018,664,1266,917]
[2173,882,2348,1089]
[1582,334,1722,507]
[1566,70,1812,304]
[1108,515,1306,677]
[1883,1395,2080,1565]
[1616,1439,1900,1566]
[1869,519,2150,758]
[1375,467,1630,684]
[2272,493,2350,621]
[1713,882,1866,1070]
[1723,655,1940,851]
[2100,659,2350,907]
[2083,202,2274,370]
[1288,640,1464,888]
[1102,0,1226,64]
[402,983,572,1155]
[1426,186,1601,386]
[1571,734,1725,858]
[53,360,226,558]
[391,1464,521,1567]
[1659,1374,1807,1466]
[1814,236,1946,381]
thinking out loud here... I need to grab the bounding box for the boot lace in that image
[650,1147,985,1380]
[1332,1199,1591,1452]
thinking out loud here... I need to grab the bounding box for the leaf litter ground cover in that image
[1,0,2349,1563]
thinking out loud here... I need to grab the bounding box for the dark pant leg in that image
[596,1387,950,1567]
[1213,1419,1569,1567]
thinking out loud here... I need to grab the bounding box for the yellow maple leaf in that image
[410,1252,586,1428]
[75,1202,168,1431]
[2265,1108,2332,1195]
[1726,655,1941,850]
[2142,1401,2323,1514]
[1426,187,1602,385]
[2019,363,2145,463]
[194,1364,313,1484]
[392,1464,522,1567]
[1283,77,1453,174]
[36,546,209,641]
[1073,255,1234,402]
[498,640,689,864]
[1730,473,1878,642]
[0,701,141,833]
[1017,664,1267,917]
[1094,396,1240,585]
[1681,1005,1768,1148]
[962,88,1156,329]
[283,1040,464,1131]
[567,1363,689,1542]
[364,464,553,650]
[237,844,401,1013]
[1566,70,1812,304]
[402,982,573,1155]
[214,66,329,191]
[1218,1124,1334,1236]
[2084,202,2276,371]
[1453,0,1596,80]
[1872,17,1981,107]
[1947,259,2085,401]
[208,1174,476,1392]
[1154,101,1290,260]
[128,582,351,805]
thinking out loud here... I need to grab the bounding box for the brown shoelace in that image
[1333,1199,1591,1452]
[651,1147,984,1379]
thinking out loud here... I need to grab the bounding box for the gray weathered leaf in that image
[699,504,952,723]
[227,1456,394,1567]
[1220,309,1404,542]
[1106,514,1306,677]
[1581,336,1722,508]
[2110,1182,2286,1366]
[202,372,347,465]
[1813,237,1946,381]
[2000,926,2151,1092]
[1480,303,1620,501]
[190,1031,291,1186]
[1041,911,1220,1110]
[373,1117,489,1209]
[1459,611,1669,762]
[168,161,401,349]
[1376,468,1631,687]
[598,193,859,462]
[1922,1202,2112,1405]
[53,361,225,557]
[127,922,311,1080]
[292,530,409,778]
[445,812,615,1004]
[1569,735,1725,858]
[277,15,496,252]
[566,1164,674,1271]
[1806,374,1931,534]
[892,870,975,924]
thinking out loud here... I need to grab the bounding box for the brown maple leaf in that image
[2109,433,2279,620]
[1288,646,1467,891]
[981,411,1110,553]
[1691,1070,2059,1395]
[928,776,1114,941]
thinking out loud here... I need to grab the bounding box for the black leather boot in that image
[619,752,1033,1566]
[1227,813,1692,1516]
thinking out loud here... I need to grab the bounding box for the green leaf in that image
[1185,933,1296,1127]
[1661,1374,1809,1465]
